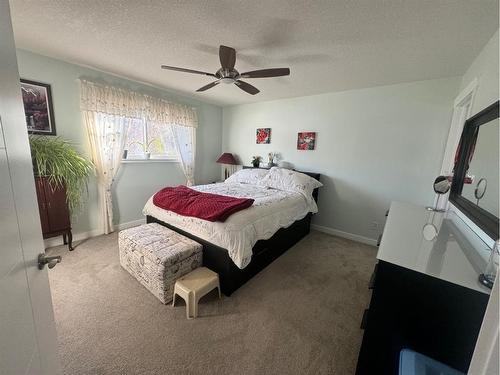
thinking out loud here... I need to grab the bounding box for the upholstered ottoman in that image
[118,223,202,304]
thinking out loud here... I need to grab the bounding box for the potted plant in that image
[29,135,93,213]
[251,155,262,168]
[129,139,162,160]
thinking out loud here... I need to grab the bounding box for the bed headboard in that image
[242,166,321,203]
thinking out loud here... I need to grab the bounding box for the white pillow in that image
[259,167,322,198]
[225,168,269,185]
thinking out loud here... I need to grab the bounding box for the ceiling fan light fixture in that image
[220,77,235,84]
[161,45,290,95]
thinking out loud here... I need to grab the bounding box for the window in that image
[124,119,178,160]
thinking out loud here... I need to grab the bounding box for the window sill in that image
[121,158,179,164]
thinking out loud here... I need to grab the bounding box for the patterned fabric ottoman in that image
[119,223,203,304]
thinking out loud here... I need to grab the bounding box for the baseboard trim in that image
[44,219,377,248]
[43,218,146,249]
[116,218,146,231]
[43,229,102,249]
[311,224,378,247]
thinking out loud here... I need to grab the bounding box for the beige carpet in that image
[46,230,377,375]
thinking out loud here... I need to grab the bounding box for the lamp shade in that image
[216,153,237,165]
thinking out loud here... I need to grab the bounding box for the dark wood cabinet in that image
[355,202,491,374]
[35,176,73,250]
[356,261,489,374]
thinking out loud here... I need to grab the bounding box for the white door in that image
[0,2,61,374]
[468,276,499,375]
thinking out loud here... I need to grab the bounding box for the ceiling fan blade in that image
[235,80,260,95]
[240,68,290,78]
[161,65,216,77]
[196,80,220,92]
[219,45,236,69]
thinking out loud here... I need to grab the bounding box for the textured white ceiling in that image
[10,0,498,107]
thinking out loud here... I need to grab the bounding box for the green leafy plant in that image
[29,135,94,213]
[251,155,262,167]
[128,138,162,158]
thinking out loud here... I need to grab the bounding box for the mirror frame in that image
[450,100,499,240]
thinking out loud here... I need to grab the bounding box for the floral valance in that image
[79,79,198,128]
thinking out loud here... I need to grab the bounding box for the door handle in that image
[38,253,62,270]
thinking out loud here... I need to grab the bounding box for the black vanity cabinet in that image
[356,202,491,374]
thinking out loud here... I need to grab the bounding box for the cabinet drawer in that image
[368,263,378,289]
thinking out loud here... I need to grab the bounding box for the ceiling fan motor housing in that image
[217,68,239,83]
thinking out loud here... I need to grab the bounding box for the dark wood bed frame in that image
[146,168,321,296]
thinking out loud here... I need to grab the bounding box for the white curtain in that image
[80,79,198,127]
[164,125,196,186]
[80,79,198,233]
[83,112,129,234]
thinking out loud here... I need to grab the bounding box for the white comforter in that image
[142,182,318,269]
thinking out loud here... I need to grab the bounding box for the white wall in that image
[223,77,461,243]
[16,50,223,239]
[461,30,499,117]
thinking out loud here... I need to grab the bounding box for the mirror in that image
[434,176,451,194]
[427,176,451,212]
[450,101,499,240]
[474,178,488,203]
[423,223,438,241]
[460,118,499,217]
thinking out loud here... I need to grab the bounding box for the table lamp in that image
[216,153,237,180]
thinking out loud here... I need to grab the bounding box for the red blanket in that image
[153,186,254,222]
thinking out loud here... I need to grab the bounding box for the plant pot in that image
[252,162,260,168]
[145,152,151,160]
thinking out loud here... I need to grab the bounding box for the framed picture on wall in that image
[256,128,271,144]
[20,79,56,135]
[297,132,316,150]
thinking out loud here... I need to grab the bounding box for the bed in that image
[143,167,321,295]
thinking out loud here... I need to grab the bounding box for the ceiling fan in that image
[161,45,290,95]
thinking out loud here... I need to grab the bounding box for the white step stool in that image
[172,267,221,319]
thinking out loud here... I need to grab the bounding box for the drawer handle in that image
[254,247,270,256]
[360,309,369,329]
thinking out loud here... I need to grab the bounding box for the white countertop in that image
[378,201,491,295]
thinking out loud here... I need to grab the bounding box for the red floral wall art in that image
[297,132,316,150]
[256,128,271,144]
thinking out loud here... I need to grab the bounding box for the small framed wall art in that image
[256,128,271,144]
[297,132,316,150]
[20,79,56,135]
